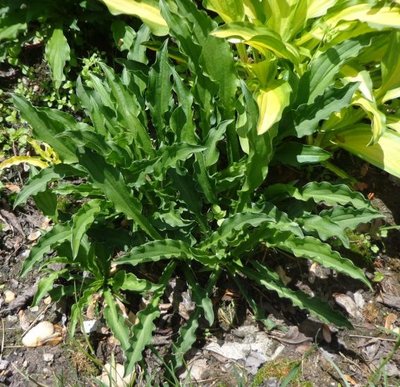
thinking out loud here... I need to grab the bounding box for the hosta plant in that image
[205,0,400,179]
[103,0,400,178]
[13,1,383,378]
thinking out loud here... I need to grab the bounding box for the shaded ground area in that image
[0,165,399,386]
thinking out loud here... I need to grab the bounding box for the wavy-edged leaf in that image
[319,207,383,230]
[14,164,83,208]
[201,206,302,250]
[333,124,400,179]
[299,182,372,209]
[71,200,102,258]
[128,143,206,188]
[77,149,160,240]
[21,224,71,277]
[120,271,157,293]
[272,235,370,288]
[53,183,101,197]
[115,239,216,268]
[101,0,168,36]
[295,82,359,137]
[45,28,70,90]
[200,212,275,250]
[238,262,351,328]
[299,214,349,248]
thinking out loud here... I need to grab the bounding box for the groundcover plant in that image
[5,0,391,379]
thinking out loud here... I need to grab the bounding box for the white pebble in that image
[22,321,54,347]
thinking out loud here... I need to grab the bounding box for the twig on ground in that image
[0,319,5,358]
[348,334,398,342]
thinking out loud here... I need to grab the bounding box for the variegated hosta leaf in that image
[382,87,400,104]
[212,22,300,63]
[333,124,400,179]
[100,0,168,36]
[306,0,337,20]
[204,0,244,23]
[341,65,374,101]
[325,3,400,30]
[256,80,291,135]
[352,94,386,145]
[387,116,400,133]
[376,31,400,101]
[264,0,308,41]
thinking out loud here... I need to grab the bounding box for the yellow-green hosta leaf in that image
[334,124,400,179]
[307,0,337,19]
[100,0,168,36]
[382,87,400,103]
[247,35,300,63]
[352,95,386,144]
[341,65,373,101]
[0,156,48,171]
[256,80,291,135]
[263,0,308,41]
[387,116,400,133]
[212,23,300,63]
[204,0,244,23]
[325,4,400,29]
[376,31,400,101]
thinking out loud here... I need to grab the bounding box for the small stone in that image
[0,360,9,371]
[43,296,52,305]
[29,306,39,312]
[82,320,98,334]
[22,321,55,347]
[43,353,54,363]
[3,290,15,304]
[27,230,41,241]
